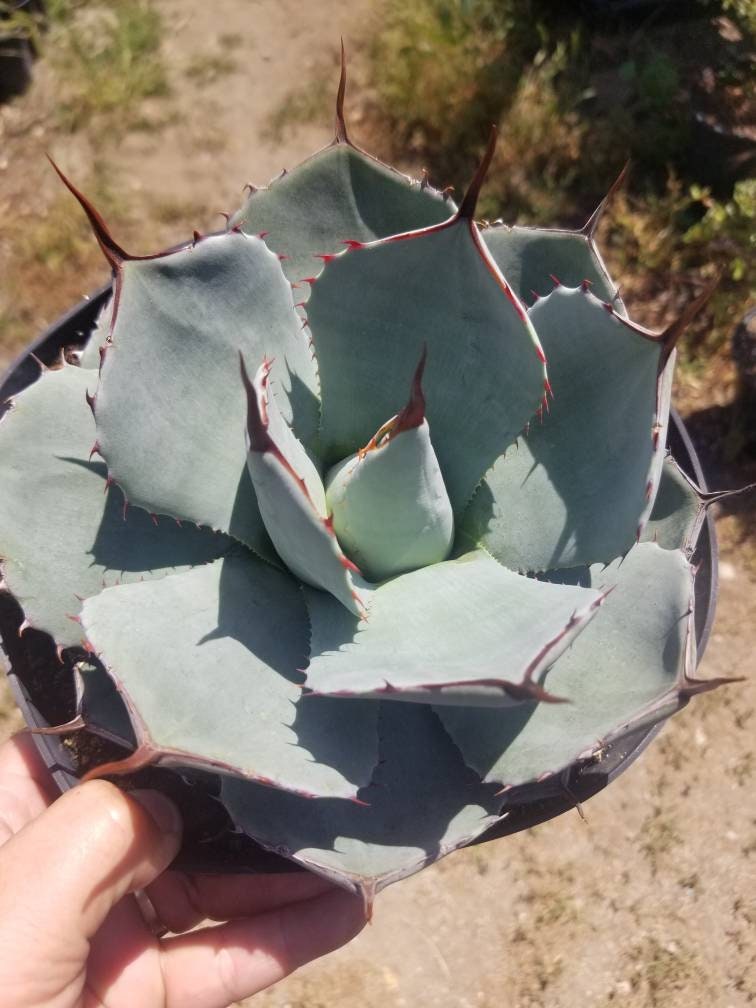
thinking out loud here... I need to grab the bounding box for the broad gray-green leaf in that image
[231,143,453,285]
[244,358,327,508]
[77,295,113,370]
[482,225,626,314]
[74,659,136,747]
[308,216,547,512]
[0,365,229,647]
[81,555,379,799]
[304,549,604,706]
[437,543,691,787]
[326,420,454,581]
[459,286,670,572]
[643,454,704,553]
[324,352,454,581]
[94,231,318,555]
[242,359,372,617]
[221,703,501,898]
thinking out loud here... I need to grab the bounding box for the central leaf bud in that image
[325,348,455,582]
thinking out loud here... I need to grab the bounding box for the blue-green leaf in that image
[437,543,693,787]
[324,350,454,581]
[81,555,379,799]
[93,232,318,555]
[221,703,501,897]
[241,358,372,617]
[308,216,547,512]
[77,296,112,370]
[231,142,453,285]
[0,365,229,647]
[74,659,136,747]
[459,286,671,572]
[643,454,704,553]
[482,225,625,313]
[304,550,605,707]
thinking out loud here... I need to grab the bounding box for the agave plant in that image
[0,54,737,908]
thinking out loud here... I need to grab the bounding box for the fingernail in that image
[130,789,183,836]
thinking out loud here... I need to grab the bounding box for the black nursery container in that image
[0,1,45,102]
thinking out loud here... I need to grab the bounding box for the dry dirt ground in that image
[1,3,755,1007]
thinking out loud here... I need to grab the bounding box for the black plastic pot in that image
[0,0,44,102]
[0,288,719,872]
[0,34,32,100]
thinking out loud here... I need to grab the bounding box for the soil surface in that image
[0,3,754,1007]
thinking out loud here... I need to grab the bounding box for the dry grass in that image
[51,1,168,133]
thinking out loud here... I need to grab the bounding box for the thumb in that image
[0,779,182,944]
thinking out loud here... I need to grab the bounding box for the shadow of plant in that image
[222,702,502,883]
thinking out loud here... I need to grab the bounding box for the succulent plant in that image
[0,52,741,910]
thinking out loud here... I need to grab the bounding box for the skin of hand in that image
[0,732,366,1008]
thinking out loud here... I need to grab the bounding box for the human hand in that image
[0,732,366,1008]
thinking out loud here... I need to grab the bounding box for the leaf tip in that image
[334,37,350,144]
[47,154,130,270]
[581,160,630,238]
[456,125,497,221]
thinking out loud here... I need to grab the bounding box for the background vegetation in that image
[2,0,753,369]
[0,0,171,357]
[273,0,755,370]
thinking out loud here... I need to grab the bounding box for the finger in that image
[0,731,57,790]
[146,870,336,934]
[0,734,59,844]
[159,887,366,1008]
[86,896,164,1007]
[0,780,181,946]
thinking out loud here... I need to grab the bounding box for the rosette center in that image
[325,348,454,582]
